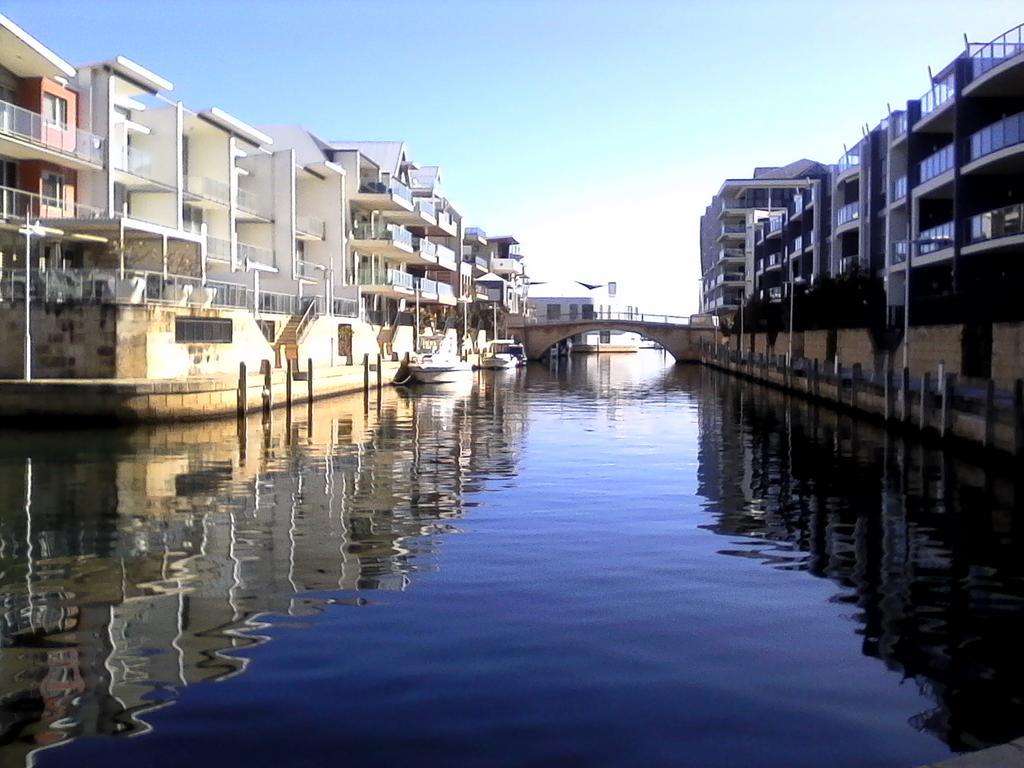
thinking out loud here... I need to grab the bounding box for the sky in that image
[4,0,1021,314]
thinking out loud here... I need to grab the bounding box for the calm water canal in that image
[2,351,1024,767]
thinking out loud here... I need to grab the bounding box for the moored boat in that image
[401,335,473,384]
[478,339,521,370]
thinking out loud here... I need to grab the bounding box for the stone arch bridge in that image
[509,312,714,362]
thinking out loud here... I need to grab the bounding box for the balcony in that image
[964,112,1024,174]
[890,240,909,267]
[186,175,230,207]
[717,223,746,242]
[353,177,414,212]
[768,286,783,303]
[465,226,487,244]
[416,276,439,296]
[351,222,415,261]
[357,266,415,296]
[765,253,782,271]
[435,243,457,270]
[918,221,955,257]
[491,257,524,275]
[836,201,860,228]
[0,98,104,168]
[414,198,436,222]
[413,235,438,264]
[892,112,908,141]
[767,215,784,236]
[237,187,270,219]
[790,235,803,255]
[965,202,1024,253]
[237,241,274,268]
[296,214,326,240]
[917,144,954,187]
[966,23,1024,92]
[0,184,104,222]
[206,235,232,263]
[113,144,157,183]
[891,175,907,203]
[718,247,744,262]
[836,151,860,177]
[918,74,956,126]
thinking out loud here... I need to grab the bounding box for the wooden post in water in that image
[261,359,272,421]
[307,357,314,404]
[1013,379,1024,456]
[919,372,932,432]
[983,379,996,449]
[901,367,911,425]
[286,358,293,415]
[940,373,954,438]
[850,364,861,410]
[376,353,383,395]
[884,366,893,422]
[363,353,370,412]
[237,361,247,421]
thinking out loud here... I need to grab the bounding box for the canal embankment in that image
[701,344,1024,457]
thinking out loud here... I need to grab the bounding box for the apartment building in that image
[701,21,1024,356]
[477,234,528,315]
[0,13,524,381]
[699,159,829,315]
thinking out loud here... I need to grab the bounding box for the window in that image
[547,303,561,319]
[41,172,64,205]
[42,94,68,128]
[175,317,233,343]
[600,331,611,344]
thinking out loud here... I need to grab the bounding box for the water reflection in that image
[0,383,527,765]
[694,367,1024,753]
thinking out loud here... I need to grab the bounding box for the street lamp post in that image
[902,236,953,371]
[18,221,47,382]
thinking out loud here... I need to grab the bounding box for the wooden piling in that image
[307,357,314,404]
[919,372,931,432]
[884,366,893,422]
[851,364,861,410]
[983,379,996,449]
[261,359,272,420]
[1015,379,1024,456]
[901,367,911,425]
[237,361,247,420]
[376,353,383,395]
[941,373,954,439]
[286,358,293,414]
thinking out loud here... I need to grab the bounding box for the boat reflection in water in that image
[0,384,527,766]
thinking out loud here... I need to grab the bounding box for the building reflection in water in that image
[0,381,527,765]
[693,367,1024,753]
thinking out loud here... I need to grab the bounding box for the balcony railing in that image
[465,226,487,239]
[416,277,439,295]
[968,112,1024,162]
[836,151,860,173]
[415,198,436,220]
[413,236,438,260]
[357,267,414,290]
[0,99,104,165]
[721,224,746,234]
[352,222,413,248]
[921,75,955,116]
[0,267,260,311]
[790,235,803,254]
[296,214,326,238]
[333,297,359,318]
[837,201,860,226]
[437,281,454,298]
[890,240,909,266]
[237,187,264,215]
[968,23,1024,80]
[967,202,1024,244]
[918,221,955,254]
[186,175,230,205]
[892,175,907,201]
[295,259,319,280]
[768,215,784,234]
[918,144,954,183]
[892,112,908,138]
[237,241,274,266]
[436,209,455,231]
[435,243,457,269]
[0,185,104,221]
[206,235,232,262]
[116,144,154,178]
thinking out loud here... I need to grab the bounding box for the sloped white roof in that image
[260,125,332,166]
[410,165,441,194]
[330,141,406,175]
[527,280,597,300]
[476,272,507,284]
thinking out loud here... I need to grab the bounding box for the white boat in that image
[478,339,521,370]
[403,335,473,384]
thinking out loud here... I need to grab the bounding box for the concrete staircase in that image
[275,314,303,366]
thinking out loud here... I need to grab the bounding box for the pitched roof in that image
[329,141,406,175]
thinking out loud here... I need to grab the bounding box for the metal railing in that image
[836,151,860,173]
[333,297,359,318]
[892,175,907,201]
[465,226,487,239]
[414,236,438,260]
[790,235,803,254]
[186,175,230,204]
[295,259,319,280]
[437,281,454,298]
[296,214,326,238]
[435,243,457,269]
[416,276,439,295]
[967,202,1024,244]
[721,224,746,234]
[357,267,415,290]
[415,198,436,220]
[890,240,909,265]
[968,23,1024,80]
[352,222,413,248]
[0,185,105,221]
[294,296,320,343]
[357,176,413,205]
[918,144,954,183]
[837,201,860,226]
[892,112,908,138]
[968,111,1024,163]
[258,290,302,315]
[237,187,263,215]
[116,144,154,177]
[206,235,232,262]
[921,74,955,116]
[768,215,784,234]
[436,209,456,231]
[0,98,104,165]
[520,309,690,326]
[238,241,273,266]
[918,221,955,254]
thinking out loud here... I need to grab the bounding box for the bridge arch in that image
[516,319,711,363]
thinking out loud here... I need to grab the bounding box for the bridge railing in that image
[514,310,692,326]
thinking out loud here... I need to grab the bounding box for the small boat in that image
[478,339,521,370]
[402,335,473,384]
